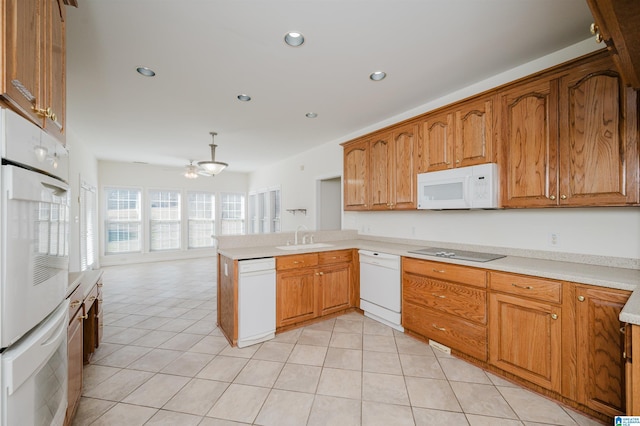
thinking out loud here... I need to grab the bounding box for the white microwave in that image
[417,163,499,210]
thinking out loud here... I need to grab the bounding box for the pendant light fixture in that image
[184,161,199,179]
[197,132,228,176]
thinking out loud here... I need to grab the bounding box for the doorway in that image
[317,176,342,230]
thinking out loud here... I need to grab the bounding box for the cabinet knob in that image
[79,314,88,321]
[577,295,585,302]
[549,195,556,200]
[560,194,567,200]
[456,160,460,164]
[551,313,558,320]
[32,106,56,121]
[319,272,324,276]
[590,23,603,43]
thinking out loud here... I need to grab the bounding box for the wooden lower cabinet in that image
[402,258,488,361]
[65,289,84,426]
[277,268,317,327]
[489,292,562,392]
[317,263,352,316]
[575,285,631,417]
[276,250,354,329]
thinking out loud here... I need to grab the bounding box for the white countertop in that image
[217,237,640,325]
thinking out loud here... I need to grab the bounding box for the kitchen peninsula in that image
[216,230,640,422]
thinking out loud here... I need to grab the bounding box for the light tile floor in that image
[72,258,605,426]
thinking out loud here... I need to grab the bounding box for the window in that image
[105,188,142,254]
[220,193,245,235]
[188,192,215,248]
[247,188,280,234]
[149,190,181,251]
[80,181,96,270]
[270,189,281,233]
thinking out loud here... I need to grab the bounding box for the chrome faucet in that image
[295,225,309,245]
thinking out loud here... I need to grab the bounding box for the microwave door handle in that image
[464,176,473,208]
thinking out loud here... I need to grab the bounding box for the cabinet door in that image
[277,269,317,327]
[1,0,44,125]
[369,133,393,210]
[575,285,630,417]
[489,292,562,392]
[44,0,66,142]
[391,123,417,209]
[343,139,370,210]
[499,78,559,207]
[317,263,351,316]
[418,109,454,172]
[585,0,640,89]
[65,307,83,425]
[456,96,494,168]
[558,56,639,205]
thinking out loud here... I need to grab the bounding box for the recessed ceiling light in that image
[369,71,387,81]
[237,94,252,102]
[284,31,305,47]
[136,67,156,77]
[305,112,318,118]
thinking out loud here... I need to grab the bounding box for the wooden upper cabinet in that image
[585,0,640,89]
[343,122,417,211]
[558,56,638,205]
[418,109,454,172]
[1,0,43,125]
[499,77,559,207]
[369,132,393,210]
[343,139,370,210]
[44,0,66,142]
[418,95,494,173]
[391,122,418,209]
[456,96,495,168]
[1,0,67,143]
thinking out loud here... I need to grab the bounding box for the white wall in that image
[98,160,249,265]
[248,39,640,260]
[68,130,99,272]
[249,142,342,231]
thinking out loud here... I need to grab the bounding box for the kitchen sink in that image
[275,243,334,251]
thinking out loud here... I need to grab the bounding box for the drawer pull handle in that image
[511,283,533,290]
[97,283,103,288]
[88,296,96,302]
[293,261,301,264]
[432,324,446,331]
[432,293,446,299]
[70,300,81,308]
[432,269,446,273]
[551,313,558,320]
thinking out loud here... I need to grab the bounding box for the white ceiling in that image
[65,0,595,173]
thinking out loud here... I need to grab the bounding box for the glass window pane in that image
[104,188,142,254]
[187,192,215,248]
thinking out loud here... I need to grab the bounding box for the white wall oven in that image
[1,108,70,426]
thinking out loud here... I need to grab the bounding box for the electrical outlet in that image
[549,232,560,247]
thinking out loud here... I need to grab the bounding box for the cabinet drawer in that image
[276,253,318,271]
[403,273,486,324]
[403,258,486,288]
[490,272,562,303]
[318,249,352,265]
[67,285,83,322]
[403,302,487,361]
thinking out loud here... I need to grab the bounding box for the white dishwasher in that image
[359,250,403,331]
[237,257,276,348]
